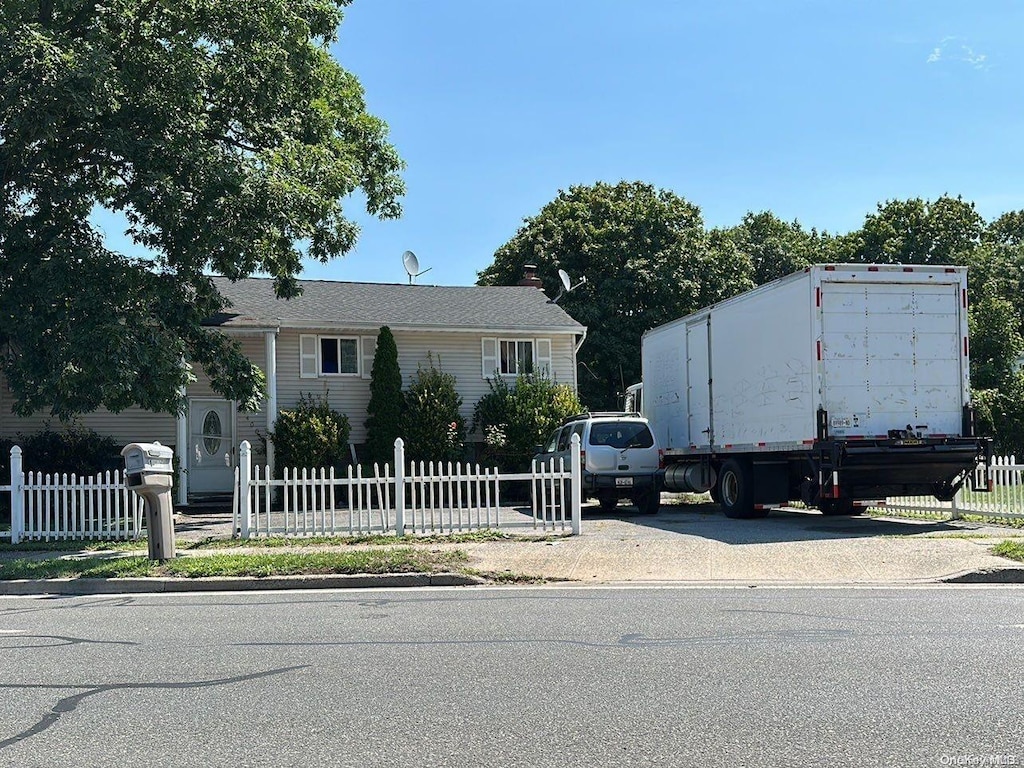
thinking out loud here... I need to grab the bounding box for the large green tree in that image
[478,181,753,409]
[834,195,983,265]
[0,0,404,419]
[723,211,833,285]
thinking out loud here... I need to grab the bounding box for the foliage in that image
[722,211,832,285]
[973,372,1024,457]
[0,0,404,419]
[471,374,583,471]
[478,181,754,409]
[268,393,350,473]
[992,540,1024,563]
[364,326,402,466]
[402,355,465,464]
[968,296,1024,391]
[832,195,984,265]
[0,428,121,477]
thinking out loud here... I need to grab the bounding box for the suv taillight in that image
[580,450,586,467]
[658,449,665,469]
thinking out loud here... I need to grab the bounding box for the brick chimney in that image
[518,264,544,288]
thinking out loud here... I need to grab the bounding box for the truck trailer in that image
[641,264,991,518]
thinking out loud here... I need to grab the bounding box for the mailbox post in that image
[121,442,176,562]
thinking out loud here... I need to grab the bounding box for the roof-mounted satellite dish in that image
[549,268,586,304]
[402,250,432,284]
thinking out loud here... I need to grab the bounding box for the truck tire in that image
[718,458,765,519]
[633,488,660,515]
[819,497,857,516]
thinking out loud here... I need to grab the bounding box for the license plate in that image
[615,477,633,487]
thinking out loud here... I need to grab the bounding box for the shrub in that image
[269,393,351,474]
[471,374,583,471]
[402,355,465,464]
[364,326,403,466]
[0,428,121,477]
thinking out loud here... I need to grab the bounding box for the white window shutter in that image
[481,337,498,378]
[361,335,377,379]
[535,338,552,378]
[300,334,318,379]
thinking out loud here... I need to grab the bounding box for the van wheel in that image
[718,459,765,519]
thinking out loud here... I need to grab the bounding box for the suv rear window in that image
[588,423,654,449]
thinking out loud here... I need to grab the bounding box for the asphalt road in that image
[1,586,1022,767]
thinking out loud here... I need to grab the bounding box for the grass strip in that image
[992,540,1024,563]
[186,530,568,549]
[0,548,468,581]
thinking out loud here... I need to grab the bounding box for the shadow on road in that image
[584,500,962,545]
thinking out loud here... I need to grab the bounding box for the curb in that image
[0,571,487,596]
[940,567,1024,584]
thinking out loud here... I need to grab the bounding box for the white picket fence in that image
[233,436,582,538]
[874,455,1024,520]
[2,446,145,543]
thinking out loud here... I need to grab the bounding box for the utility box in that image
[122,442,176,561]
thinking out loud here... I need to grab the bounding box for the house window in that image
[499,340,534,376]
[301,333,362,378]
[320,337,359,375]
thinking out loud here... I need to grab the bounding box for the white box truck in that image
[641,264,992,517]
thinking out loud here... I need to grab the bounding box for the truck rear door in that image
[820,280,964,438]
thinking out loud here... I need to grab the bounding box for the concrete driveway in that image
[460,500,1024,584]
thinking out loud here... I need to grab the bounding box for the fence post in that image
[570,433,582,535]
[10,446,24,544]
[394,438,406,537]
[238,441,251,539]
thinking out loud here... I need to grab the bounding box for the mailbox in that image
[121,441,176,561]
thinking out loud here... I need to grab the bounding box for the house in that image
[0,276,586,502]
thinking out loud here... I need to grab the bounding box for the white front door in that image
[188,398,236,494]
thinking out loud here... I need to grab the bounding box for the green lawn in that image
[0,548,468,580]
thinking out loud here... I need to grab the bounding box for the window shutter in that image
[300,334,318,379]
[360,335,377,379]
[535,338,552,378]
[481,337,498,378]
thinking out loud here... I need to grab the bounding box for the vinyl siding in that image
[277,328,578,444]
[1,328,577,452]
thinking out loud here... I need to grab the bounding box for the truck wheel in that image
[633,489,660,515]
[718,459,763,519]
[819,497,857,516]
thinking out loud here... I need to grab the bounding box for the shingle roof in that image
[205,277,585,334]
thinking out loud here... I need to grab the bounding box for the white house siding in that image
[1,328,577,453]
[275,328,578,445]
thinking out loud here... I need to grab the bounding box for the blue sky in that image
[100,1,1024,286]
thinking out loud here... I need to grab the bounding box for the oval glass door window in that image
[202,410,223,455]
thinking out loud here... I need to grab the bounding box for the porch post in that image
[176,384,188,506]
[265,329,278,480]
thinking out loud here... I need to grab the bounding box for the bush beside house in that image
[402,355,466,464]
[472,374,583,471]
[268,393,351,475]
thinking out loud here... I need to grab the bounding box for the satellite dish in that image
[402,250,432,284]
[549,269,587,304]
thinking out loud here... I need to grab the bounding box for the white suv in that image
[533,412,662,514]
